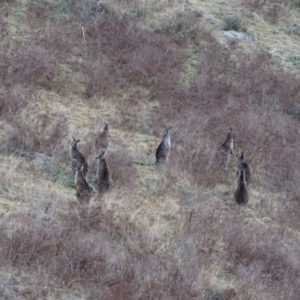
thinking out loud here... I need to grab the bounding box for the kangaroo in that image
[95,121,110,153]
[75,166,93,205]
[156,126,172,164]
[95,151,113,194]
[70,137,88,177]
[234,169,249,205]
[236,151,252,187]
[217,128,236,167]
[218,128,235,154]
[134,126,172,166]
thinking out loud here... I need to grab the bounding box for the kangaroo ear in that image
[72,136,80,143]
[96,151,105,159]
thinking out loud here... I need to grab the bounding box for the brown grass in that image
[239,0,294,23]
[4,112,68,156]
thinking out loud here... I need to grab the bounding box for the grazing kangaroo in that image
[70,137,88,177]
[95,121,110,153]
[95,151,113,194]
[234,169,249,205]
[236,151,252,187]
[217,128,236,167]
[75,166,93,205]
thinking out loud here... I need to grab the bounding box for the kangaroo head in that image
[75,165,82,172]
[71,136,80,149]
[236,151,244,159]
[103,121,110,130]
[240,151,245,160]
[163,126,172,135]
[228,128,236,139]
[96,150,106,160]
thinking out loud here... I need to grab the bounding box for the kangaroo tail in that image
[134,161,155,165]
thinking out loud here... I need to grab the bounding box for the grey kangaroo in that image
[95,121,110,153]
[75,166,93,205]
[156,126,172,164]
[236,151,252,187]
[218,128,235,154]
[134,126,172,166]
[70,137,89,177]
[234,169,249,205]
[95,151,113,194]
[217,128,236,167]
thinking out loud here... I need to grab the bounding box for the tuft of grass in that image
[223,15,242,31]
[286,24,300,36]
[137,9,146,19]
[287,54,300,68]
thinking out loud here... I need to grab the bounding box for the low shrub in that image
[223,15,242,31]
[4,112,68,156]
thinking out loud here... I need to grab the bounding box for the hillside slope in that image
[1,0,300,299]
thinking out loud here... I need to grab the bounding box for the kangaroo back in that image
[75,167,93,205]
[95,151,112,194]
[236,151,252,187]
[95,121,110,153]
[70,136,89,177]
[155,126,172,165]
[234,169,249,205]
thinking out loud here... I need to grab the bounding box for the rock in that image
[222,30,252,42]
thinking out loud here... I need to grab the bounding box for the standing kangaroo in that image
[70,137,89,177]
[234,169,249,205]
[155,126,172,165]
[95,121,110,153]
[134,126,172,166]
[218,128,235,154]
[75,166,93,205]
[236,151,252,187]
[217,128,236,167]
[95,151,113,194]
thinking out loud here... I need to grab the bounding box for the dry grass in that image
[0,0,300,299]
